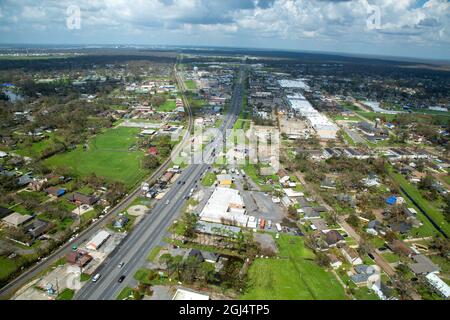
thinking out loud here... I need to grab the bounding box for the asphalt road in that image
[75,66,245,300]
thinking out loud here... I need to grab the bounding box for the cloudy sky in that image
[0,0,449,60]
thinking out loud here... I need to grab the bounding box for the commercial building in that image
[86,230,111,251]
[2,212,33,228]
[172,288,210,300]
[425,273,450,299]
[199,187,249,227]
[287,94,338,139]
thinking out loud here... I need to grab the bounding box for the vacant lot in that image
[45,127,148,189]
[185,80,196,89]
[241,234,346,300]
[156,99,177,112]
[0,257,19,285]
[201,172,216,187]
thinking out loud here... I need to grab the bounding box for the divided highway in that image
[76,66,245,299]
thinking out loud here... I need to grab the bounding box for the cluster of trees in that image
[141,135,173,170]
[159,253,245,291]
[418,175,440,201]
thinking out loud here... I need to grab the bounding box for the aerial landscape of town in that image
[0,0,449,308]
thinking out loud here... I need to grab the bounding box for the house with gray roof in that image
[409,254,440,275]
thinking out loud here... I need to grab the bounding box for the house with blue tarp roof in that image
[385,196,397,205]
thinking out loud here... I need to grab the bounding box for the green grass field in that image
[56,288,75,300]
[156,99,177,112]
[0,257,19,284]
[356,111,397,122]
[45,127,148,189]
[333,115,361,121]
[381,252,400,263]
[390,169,449,237]
[233,119,251,131]
[116,287,134,300]
[14,138,54,157]
[201,172,217,187]
[185,80,197,89]
[241,234,346,300]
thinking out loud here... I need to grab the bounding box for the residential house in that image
[366,220,384,236]
[23,219,50,239]
[66,250,93,267]
[341,246,363,265]
[324,230,345,247]
[113,215,129,229]
[320,177,336,190]
[385,196,397,206]
[389,221,412,234]
[66,192,99,205]
[17,174,33,187]
[2,212,33,228]
[328,254,342,269]
[387,240,414,257]
[302,207,321,219]
[409,255,440,275]
[311,219,329,232]
[350,264,379,286]
[0,206,13,219]
[201,251,220,264]
[45,186,66,197]
[148,147,158,156]
[186,249,204,262]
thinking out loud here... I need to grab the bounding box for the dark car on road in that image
[118,275,126,283]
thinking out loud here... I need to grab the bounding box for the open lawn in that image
[14,134,57,158]
[201,172,216,187]
[390,169,449,237]
[57,288,74,300]
[233,119,251,131]
[117,287,134,300]
[156,99,177,112]
[242,164,277,192]
[0,257,20,285]
[45,127,149,189]
[147,246,162,262]
[353,287,379,300]
[356,111,397,122]
[381,252,400,263]
[185,80,196,89]
[241,234,346,300]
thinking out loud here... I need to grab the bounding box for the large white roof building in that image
[199,187,248,227]
[172,288,209,300]
[278,79,310,91]
[86,230,111,251]
[287,94,338,139]
[426,273,450,299]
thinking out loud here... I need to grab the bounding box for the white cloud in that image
[0,0,448,59]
